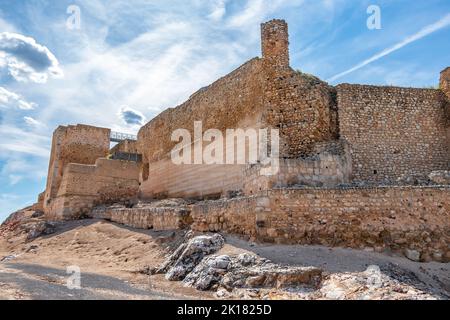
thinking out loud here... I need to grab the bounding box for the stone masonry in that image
[37,19,450,262]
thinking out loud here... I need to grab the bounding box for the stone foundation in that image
[191,186,450,262]
[91,186,450,263]
[90,204,192,231]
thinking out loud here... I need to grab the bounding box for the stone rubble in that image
[148,233,447,300]
[154,232,225,281]
[184,253,322,292]
[153,234,323,293]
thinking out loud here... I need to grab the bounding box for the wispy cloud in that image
[24,116,45,128]
[0,125,50,157]
[209,0,228,21]
[0,86,37,110]
[327,13,450,82]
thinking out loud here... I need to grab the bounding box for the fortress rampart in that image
[37,19,450,262]
[338,84,449,184]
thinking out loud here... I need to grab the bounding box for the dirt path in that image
[0,262,181,300]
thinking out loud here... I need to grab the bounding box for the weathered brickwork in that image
[43,124,110,213]
[191,187,450,262]
[243,141,352,194]
[137,58,266,166]
[90,204,191,230]
[46,158,140,220]
[338,84,449,184]
[140,140,351,199]
[440,67,450,100]
[110,139,139,155]
[138,19,339,199]
[36,19,450,263]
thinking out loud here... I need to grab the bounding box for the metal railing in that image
[110,131,137,142]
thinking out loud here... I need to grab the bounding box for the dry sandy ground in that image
[0,215,449,300]
[0,219,211,300]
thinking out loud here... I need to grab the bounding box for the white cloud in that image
[328,13,450,82]
[209,0,228,21]
[227,0,266,28]
[0,17,17,33]
[8,175,23,185]
[24,116,45,128]
[0,86,37,110]
[0,32,63,83]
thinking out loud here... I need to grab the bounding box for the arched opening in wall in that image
[142,163,149,181]
[373,170,378,175]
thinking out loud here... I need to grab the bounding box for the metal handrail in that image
[110,131,137,142]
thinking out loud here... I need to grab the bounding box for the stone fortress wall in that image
[338,85,449,184]
[42,126,140,219]
[38,19,450,262]
[137,20,341,199]
[43,124,111,212]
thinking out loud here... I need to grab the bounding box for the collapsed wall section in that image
[337,84,449,184]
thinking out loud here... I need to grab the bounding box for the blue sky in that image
[0,0,449,222]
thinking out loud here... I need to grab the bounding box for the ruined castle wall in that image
[243,148,351,195]
[138,58,266,198]
[337,84,449,184]
[440,67,450,100]
[59,125,110,167]
[141,160,245,199]
[43,126,67,207]
[90,206,191,231]
[440,68,450,144]
[191,186,450,262]
[141,139,351,199]
[137,20,338,199]
[262,69,338,157]
[43,125,111,214]
[138,58,266,165]
[46,158,139,220]
[110,139,138,155]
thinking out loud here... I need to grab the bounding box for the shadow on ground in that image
[0,262,181,300]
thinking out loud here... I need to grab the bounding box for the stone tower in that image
[440,67,450,100]
[261,19,290,69]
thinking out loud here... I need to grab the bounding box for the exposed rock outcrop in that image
[155,232,225,281]
[184,253,322,291]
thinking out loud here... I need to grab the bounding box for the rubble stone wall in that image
[440,67,450,100]
[337,84,449,184]
[243,141,352,195]
[191,186,450,262]
[90,206,191,230]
